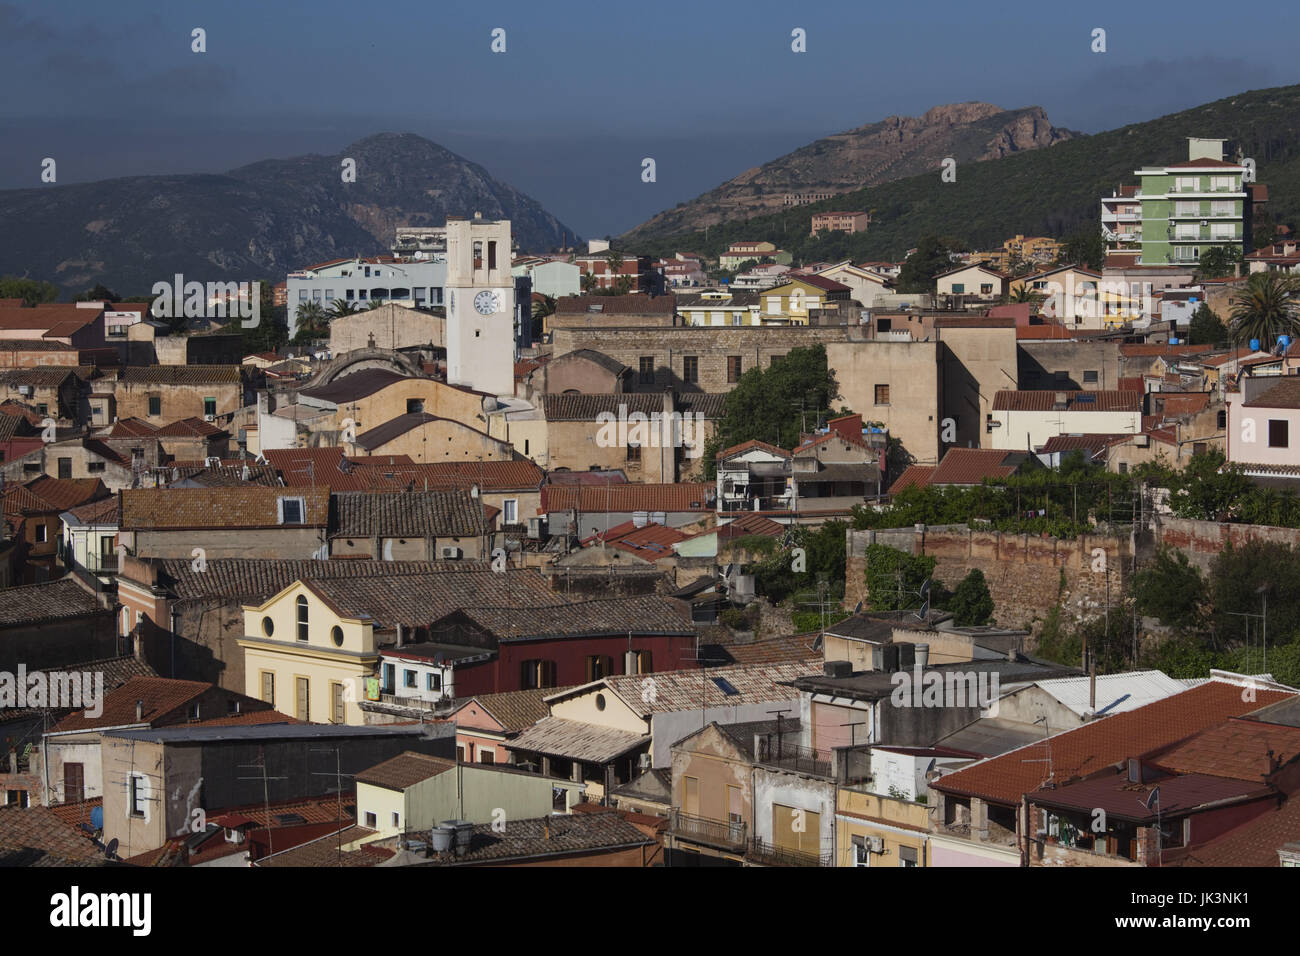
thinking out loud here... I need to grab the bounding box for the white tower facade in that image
[445,215,515,396]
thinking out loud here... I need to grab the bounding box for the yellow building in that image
[835,787,930,867]
[240,579,380,725]
[761,276,852,325]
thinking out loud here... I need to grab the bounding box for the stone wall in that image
[1156,516,1300,573]
[845,525,1131,633]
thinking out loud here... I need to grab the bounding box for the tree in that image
[329,299,359,318]
[862,544,936,611]
[1166,450,1252,521]
[701,345,841,478]
[1228,271,1300,348]
[77,283,120,302]
[1131,547,1207,632]
[1009,283,1043,305]
[895,235,958,293]
[292,301,329,343]
[1186,303,1228,346]
[0,276,59,306]
[1058,226,1106,271]
[1197,246,1243,280]
[947,569,994,625]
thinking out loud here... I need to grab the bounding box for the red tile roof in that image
[715,438,791,461]
[51,676,212,732]
[933,679,1295,806]
[888,464,936,495]
[993,390,1142,412]
[542,483,714,514]
[1150,716,1300,782]
[929,448,1021,486]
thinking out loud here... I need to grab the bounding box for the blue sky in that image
[1,0,1295,237]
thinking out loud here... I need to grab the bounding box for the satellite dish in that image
[919,579,931,599]
[916,598,929,620]
[105,838,119,861]
[90,806,103,829]
[853,601,863,615]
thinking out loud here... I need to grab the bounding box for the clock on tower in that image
[444,215,514,396]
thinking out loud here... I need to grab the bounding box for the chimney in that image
[395,623,404,648]
[135,700,144,722]
[914,643,930,668]
[1006,646,1017,663]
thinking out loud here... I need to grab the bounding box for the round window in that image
[262,616,274,637]
[331,626,344,647]
[595,693,606,711]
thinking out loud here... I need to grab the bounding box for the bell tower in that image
[445,214,515,396]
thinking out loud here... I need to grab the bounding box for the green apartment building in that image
[1134,138,1248,266]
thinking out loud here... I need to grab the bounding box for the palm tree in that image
[292,301,328,342]
[1010,284,1043,305]
[366,299,385,311]
[531,295,556,323]
[329,298,358,318]
[1228,272,1300,348]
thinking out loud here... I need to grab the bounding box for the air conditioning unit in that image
[868,836,885,853]
[17,385,31,396]
[637,753,652,770]
[204,414,216,422]
[440,546,462,560]
[1201,220,1208,227]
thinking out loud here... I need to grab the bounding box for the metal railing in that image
[747,836,831,868]
[755,738,833,778]
[669,810,747,852]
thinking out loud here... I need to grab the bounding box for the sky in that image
[1,0,1296,238]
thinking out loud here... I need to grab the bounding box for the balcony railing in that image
[747,836,832,868]
[755,738,834,778]
[669,810,747,852]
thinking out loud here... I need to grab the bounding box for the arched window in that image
[296,595,309,641]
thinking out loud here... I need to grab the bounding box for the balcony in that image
[746,836,832,868]
[755,738,834,778]
[669,810,747,852]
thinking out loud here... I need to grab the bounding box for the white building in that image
[512,258,580,299]
[445,215,516,396]
[286,257,447,339]
[989,390,1143,451]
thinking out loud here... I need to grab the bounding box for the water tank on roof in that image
[1281,336,1292,348]
[651,511,666,525]
[1251,339,1261,351]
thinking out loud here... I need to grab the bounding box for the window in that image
[330,626,343,647]
[1217,410,1227,429]
[1270,419,1289,448]
[331,682,345,723]
[204,397,216,417]
[852,835,870,867]
[502,499,518,524]
[279,497,305,524]
[951,283,965,294]
[682,356,699,384]
[296,595,309,641]
[406,398,424,414]
[57,457,72,479]
[295,677,310,721]
[626,441,640,462]
[727,355,742,383]
[1175,176,1199,192]
[639,357,654,384]
[87,461,105,473]
[488,241,497,270]
[874,384,890,405]
[632,650,652,674]
[683,776,699,815]
[148,396,161,417]
[188,702,201,721]
[426,673,441,692]
[261,671,274,705]
[980,284,993,295]
[1083,370,1099,384]
[1119,462,1129,474]
[129,776,146,817]
[364,811,377,828]
[586,655,614,681]
[728,785,743,826]
[521,659,556,689]
[35,524,47,543]
[770,354,785,366]
[392,811,401,828]
[899,845,919,867]
[404,670,418,689]
[64,763,85,804]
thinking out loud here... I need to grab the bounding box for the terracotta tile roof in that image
[1150,716,1300,782]
[153,417,226,438]
[21,476,108,512]
[888,464,936,495]
[555,295,675,314]
[716,438,791,461]
[1150,392,1211,417]
[0,654,157,722]
[331,490,487,538]
[254,827,391,867]
[120,486,330,530]
[0,400,42,426]
[716,512,786,540]
[50,676,213,732]
[297,369,414,404]
[1118,376,1145,393]
[160,462,280,488]
[930,447,1022,485]
[353,412,489,450]
[1165,158,1241,168]
[701,634,822,666]
[393,811,655,866]
[595,660,820,715]
[543,392,725,421]
[102,417,159,438]
[932,679,1296,806]
[211,795,359,830]
[450,595,694,640]
[1163,789,1300,867]
[541,482,714,514]
[609,523,689,558]
[303,568,558,631]
[355,751,456,790]
[935,316,1016,329]
[1201,348,1262,368]
[0,366,78,388]
[64,495,121,525]
[454,686,579,734]
[1016,321,1075,340]
[1245,378,1300,409]
[0,805,106,866]
[1120,344,1216,358]
[117,366,242,385]
[192,709,298,728]
[508,717,646,762]
[148,557,484,602]
[776,274,850,293]
[993,390,1142,412]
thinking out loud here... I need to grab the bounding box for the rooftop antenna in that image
[1022,715,1055,789]
[237,746,290,859]
[310,746,357,866]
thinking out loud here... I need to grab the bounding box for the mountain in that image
[624,85,1300,264]
[622,103,1076,242]
[0,133,579,297]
